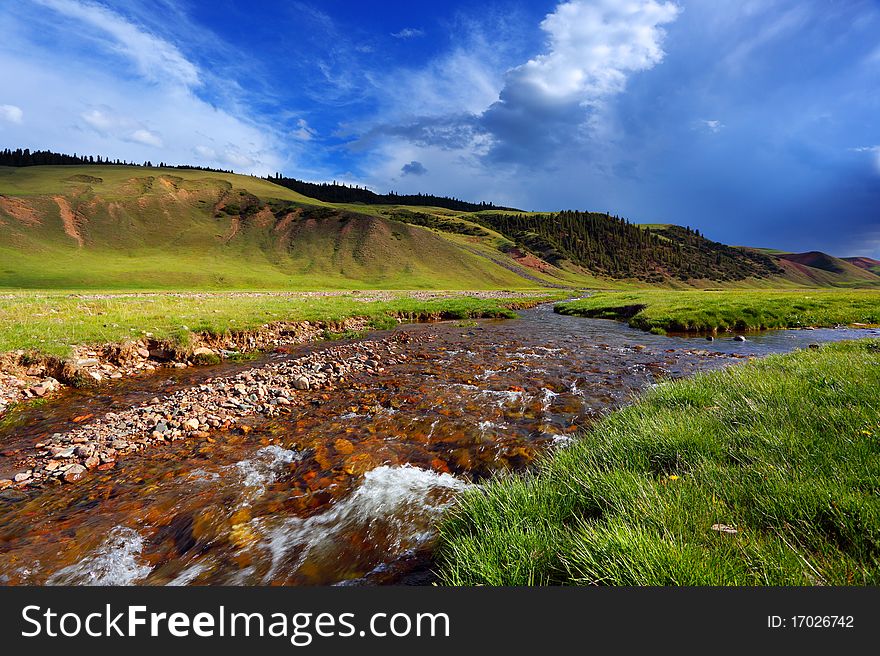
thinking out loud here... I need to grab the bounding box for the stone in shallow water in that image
[63,464,87,483]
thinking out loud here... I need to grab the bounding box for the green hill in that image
[0,166,575,289]
[1,164,877,290]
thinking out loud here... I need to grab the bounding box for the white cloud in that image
[701,119,724,133]
[81,108,117,133]
[33,0,200,88]
[475,0,680,162]
[356,0,682,197]
[507,0,680,103]
[129,128,162,147]
[391,28,425,39]
[292,118,317,141]
[2,1,285,174]
[0,104,23,123]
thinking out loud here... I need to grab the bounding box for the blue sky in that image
[1,0,878,257]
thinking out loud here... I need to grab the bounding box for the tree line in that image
[0,148,233,173]
[473,211,783,282]
[266,174,519,213]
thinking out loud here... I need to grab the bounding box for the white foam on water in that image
[47,527,151,586]
[231,445,301,501]
[477,420,507,438]
[256,465,469,583]
[475,366,516,380]
[167,562,208,586]
[540,387,559,412]
[479,388,527,408]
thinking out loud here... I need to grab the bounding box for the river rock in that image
[294,376,310,391]
[183,418,200,431]
[734,335,747,342]
[193,347,214,357]
[13,471,32,483]
[63,464,87,483]
[149,348,175,361]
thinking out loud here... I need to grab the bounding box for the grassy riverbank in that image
[555,289,880,333]
[437,339,880,585]
[0,290,563,358]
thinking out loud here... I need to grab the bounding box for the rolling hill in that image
[0,164,877,290]
[0,166,584,289]
[845,256,880,276]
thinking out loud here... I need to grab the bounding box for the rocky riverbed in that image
[1,333,403,489]
[0,305,870,585]
[0,290,553,418]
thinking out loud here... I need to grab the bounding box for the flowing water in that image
[0,304,871,585]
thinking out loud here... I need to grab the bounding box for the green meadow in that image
[556,289,880,333]
[438,339,880,585]
[0,291,563,357]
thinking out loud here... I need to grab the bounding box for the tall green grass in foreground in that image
[555,289,880,333]
[438,339,880,585]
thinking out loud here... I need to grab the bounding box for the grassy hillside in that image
[0,166,574,290]
[2,165,878,290]
[438,339,880,585]
[845,257,880,276]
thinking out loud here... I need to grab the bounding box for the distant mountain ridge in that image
[844,256,880,275]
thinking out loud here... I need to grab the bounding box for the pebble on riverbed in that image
[6,335,400,488]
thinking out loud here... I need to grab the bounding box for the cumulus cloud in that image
[0,104,23,123]
[479,0,680,161]
[400,160,427,176]
[508,0,679,101]
[700,119,724,133]
[360,1,680,169]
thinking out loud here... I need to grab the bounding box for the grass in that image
[0,291,564,357]
[0,165,592,290]
[555,289,880,333]
[437,339,880,585]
